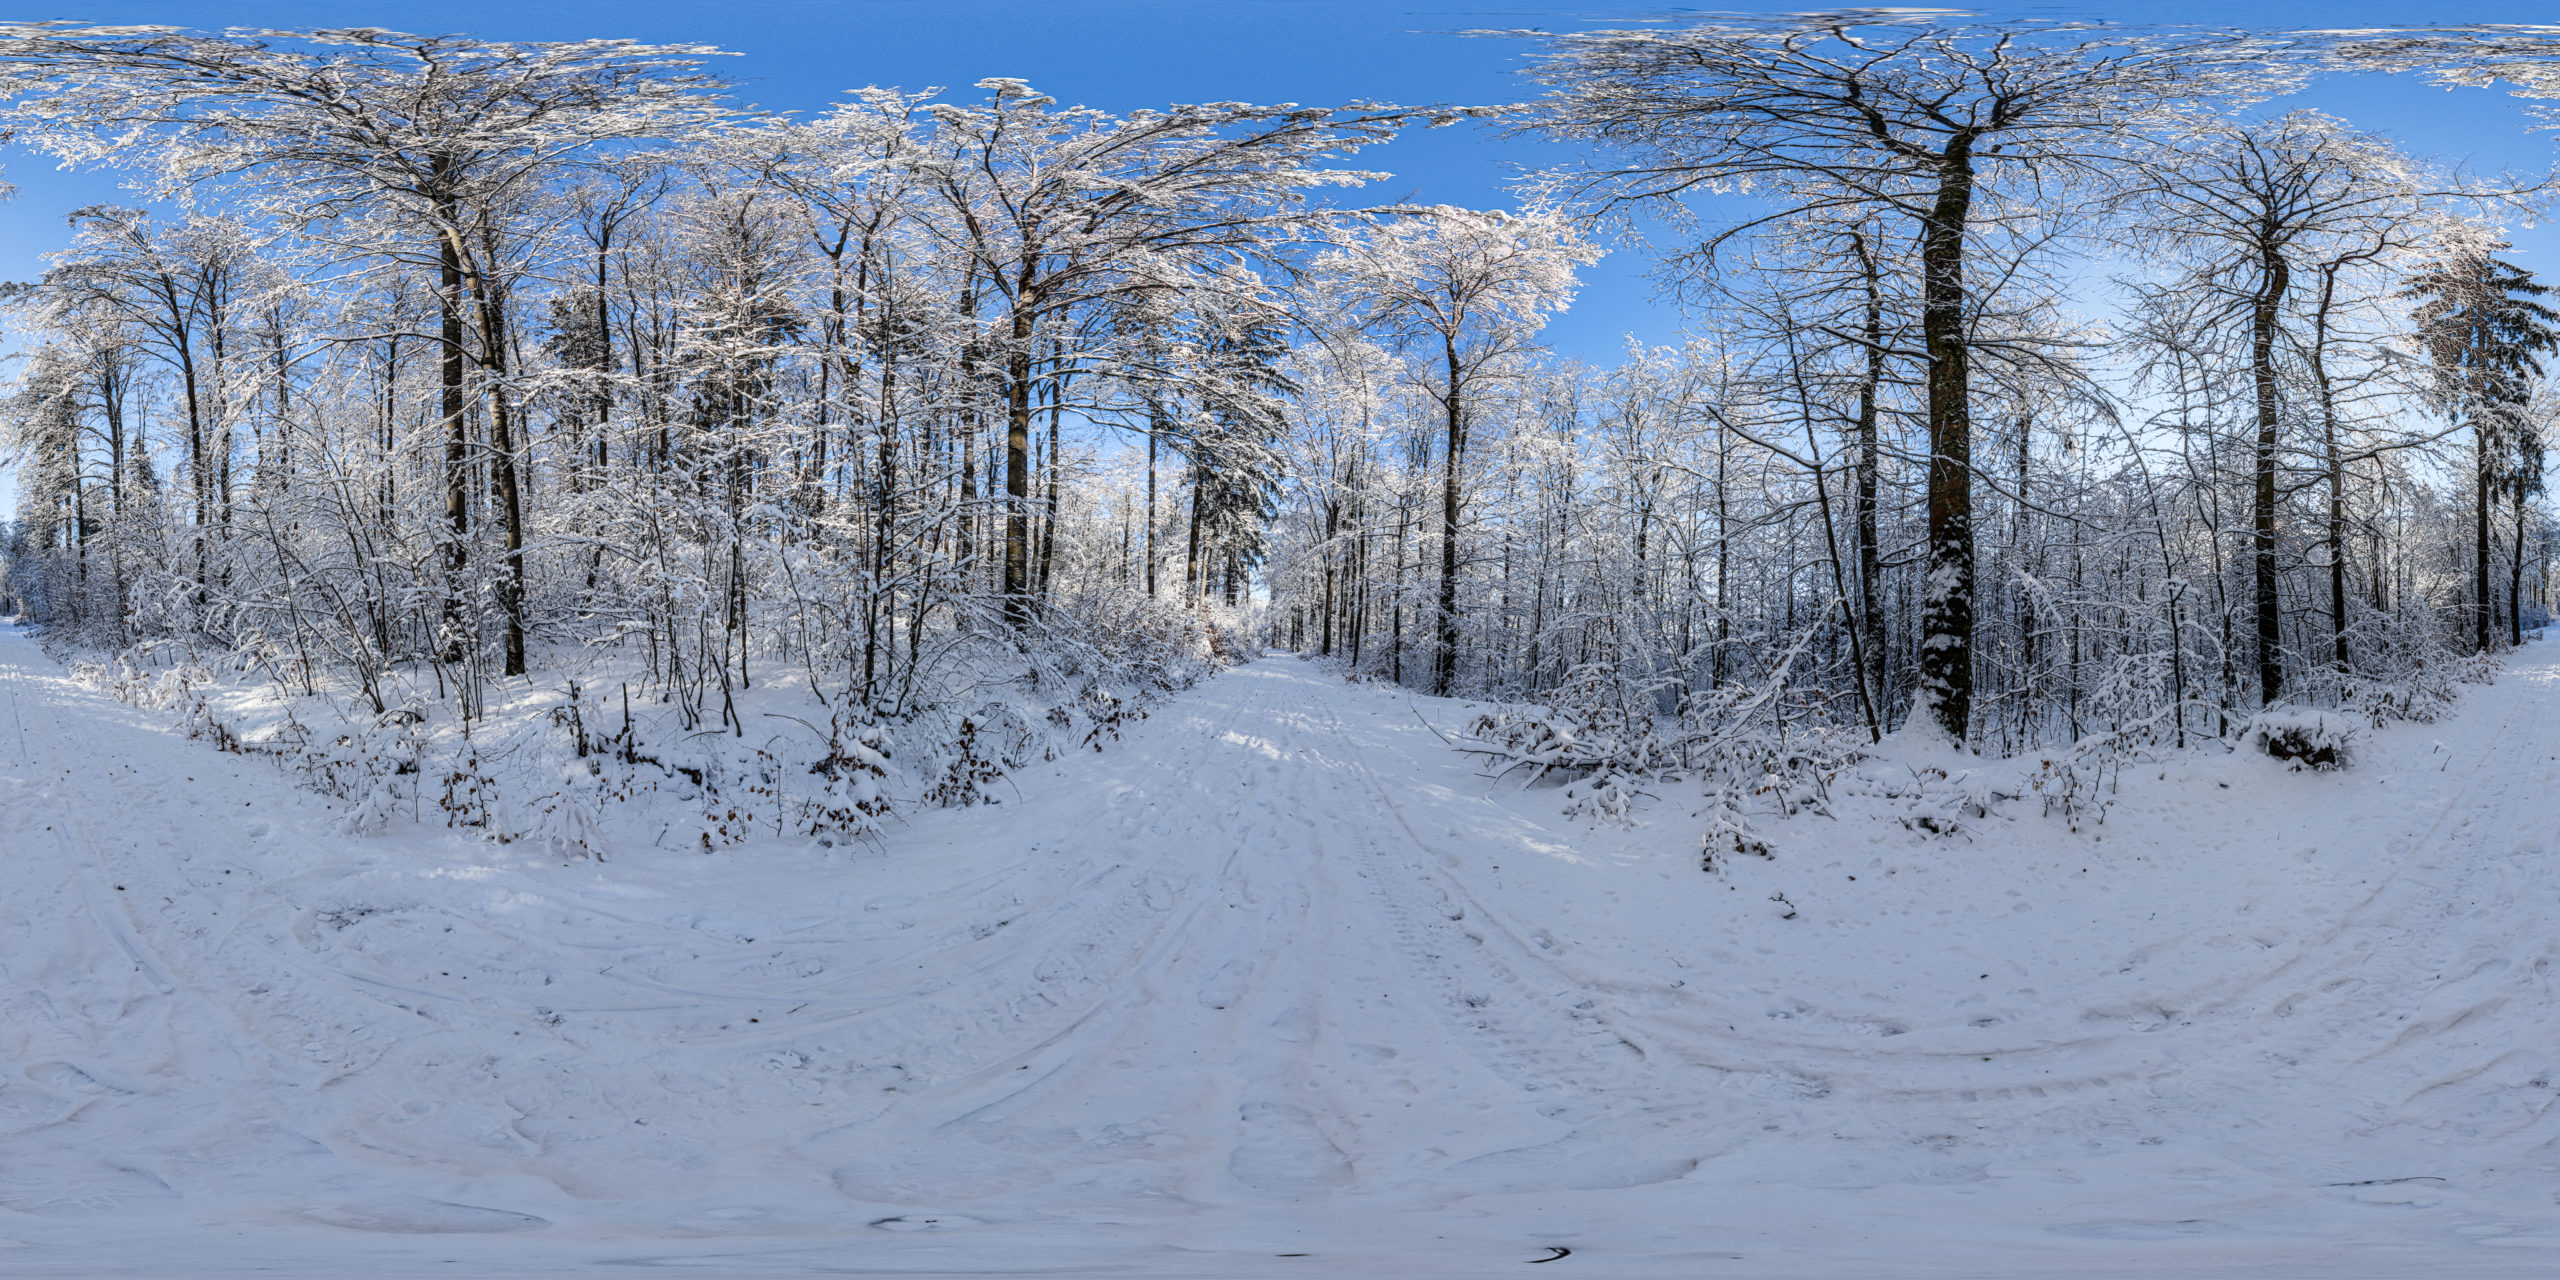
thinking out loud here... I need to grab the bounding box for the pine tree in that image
[2407,239,2559,653]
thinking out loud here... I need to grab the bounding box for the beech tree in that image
[876,79,1421,627]
[1316,207,1597,693]
[0,25,735,673]
[1520,15,2285,744]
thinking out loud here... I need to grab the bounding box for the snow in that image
[8,618,2560,1275]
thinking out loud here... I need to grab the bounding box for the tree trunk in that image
[1145,414,1159,599]
[1320,486,1340,657]
[1037,377,1062,598]
[2478,420,2496,653]
[472,225,528,677]
[173,301,209,615]
[1436,336,1464,696]
[1917,139,1978,742]
[2250,237,2289,704]
[2513,483,2530,647]
[1853,229,1886,723]
[2312,263,2350,673]
[1713,414,1729,689]
[2014,415,2036,743]
[1185,473,1204,606]
[435,183,471,665]
[1390,502,1406,686]
[1002,292,1035,627]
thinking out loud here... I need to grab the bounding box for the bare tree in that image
[0,25,734,673]
[1316,207,1596,693]
[1520,15,2283,743]
[2122,113,2455,701]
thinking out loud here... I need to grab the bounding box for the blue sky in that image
[1,2,2558,365]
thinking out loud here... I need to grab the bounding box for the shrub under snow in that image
[2245,708,2356,771]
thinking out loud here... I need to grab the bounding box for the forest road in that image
[13,627,2560,1276]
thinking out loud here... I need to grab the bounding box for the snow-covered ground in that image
[6,619,2560,1277]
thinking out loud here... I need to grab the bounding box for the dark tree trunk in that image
[2478,422,2496,653]
[472,226,528,677]
[1037,378,1062,599]
[1185,473,1204,606]
[2512,483,2529,647]
[1320,485,1340,657]
[1918,138,1978,742]
[1003,296,1034,628]
[1435,336,1463,696]
[1853,229,1886,722]
[1145,413,1159,599]
[2312,262,2351,673]
[435,182,471,665]
[2251,238,2290,704]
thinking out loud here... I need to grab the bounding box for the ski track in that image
[8,623,2560,1274]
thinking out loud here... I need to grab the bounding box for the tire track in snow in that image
[1280,646,2560,1185]
[0,634,352,1219]
[0,637,413,1093]
[1308,688,1709,1129]
[808,665,1376,1202]
[2296,659,2560,1149]
[1,645,177,998]
[2135,655,2560,1145]
[818,664,1282,1100]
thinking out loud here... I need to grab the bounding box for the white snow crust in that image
[7,621,2560,1276]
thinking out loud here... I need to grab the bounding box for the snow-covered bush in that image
[2338,646,2498,728]
[51,558,1260,856]
[1459,643,1852,869]
[802,709,893,841]
[1464,663,1680,799]
[2245,708,2356,770]
[923,703,1040,808]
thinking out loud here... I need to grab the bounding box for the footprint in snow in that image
[1198,958,1250,1009]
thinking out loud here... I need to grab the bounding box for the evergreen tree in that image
[2407,239,2559,652]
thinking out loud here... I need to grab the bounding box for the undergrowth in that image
[63,597,1252,859]
[1448,626,2501,872]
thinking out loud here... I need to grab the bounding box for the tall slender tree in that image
[2407,238,2558,653]
[1316,206,1596,693]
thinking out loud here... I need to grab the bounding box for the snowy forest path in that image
[0,623,427,1226]
[0,631,1747,1269]
[16,628,2560,1274]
